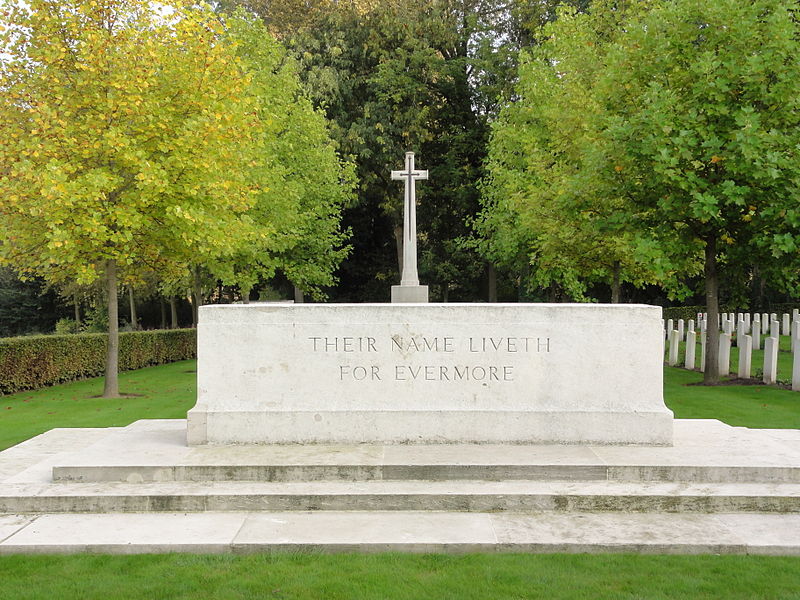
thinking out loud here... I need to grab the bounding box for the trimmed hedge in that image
[0,329,196,394]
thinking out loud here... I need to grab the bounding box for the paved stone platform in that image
[0,419,798,554]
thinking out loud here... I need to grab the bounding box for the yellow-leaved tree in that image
[0,0,266,397]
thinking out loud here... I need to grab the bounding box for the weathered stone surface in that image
[187,304,672,445]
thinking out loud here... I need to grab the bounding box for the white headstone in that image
[668,330,680,366]
[677,319,685,340]
[793,342,800,392]
[723,317,733,336]
[737,335,752,379]
[752,321,761,351]
[718,333,732,376]
[390,151,429,303]
[793,308,799,322]
[687,319,695,340]
[699,330,706,372]
[666,319,674,335]
[762,314,769,335]
[736,320,746,348]
[771,319,780,338]
[684,330,696,370]
[792,321,800,355]
[763,336,778,385]
[782,313,790,336]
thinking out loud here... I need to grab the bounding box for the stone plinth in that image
[391,285,429,303]
[187,303,673,446]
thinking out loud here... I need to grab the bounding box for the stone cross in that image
[391,151,428,287]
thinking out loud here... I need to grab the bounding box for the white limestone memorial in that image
[187,303,673,446]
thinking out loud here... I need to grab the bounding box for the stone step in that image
[18,419,796,485]
[2,480,799,514]
[2,511,799,555]
[50,462,800,484]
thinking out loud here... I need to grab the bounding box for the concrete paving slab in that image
[713,513,800,555]
[490,512,748,554]
[0,515,37,543]
[0,428,113,482]
[233,511,497,552]
[0,512,247,554]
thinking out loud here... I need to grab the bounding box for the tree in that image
[597,0,800,381]
[206,11,354,302]
[0,0,265,396]
[477,1,683,303]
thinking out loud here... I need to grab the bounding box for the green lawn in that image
[1,360,800,597]
[0,553,798,600]
[0,360,197,451]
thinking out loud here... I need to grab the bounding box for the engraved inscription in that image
[307,334,551,384]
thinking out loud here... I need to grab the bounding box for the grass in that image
[1,357,799,598]
[0,360,196,451]
[0,553,798,600]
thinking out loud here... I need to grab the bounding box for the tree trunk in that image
[128,287,138,330]
[703,235,720,384]
[241,285,251,304]
[393,224,404,276]
[487,263,497,303]
[442,285,449,303]
[73,294,81,325]
[169,296,178,329]
[293,285,304,303]
[611,261,621,304]
[192,268,203,327]
[102,260,121,398]
[160,297,167,330]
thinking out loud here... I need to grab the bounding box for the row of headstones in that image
[663,309,800,392]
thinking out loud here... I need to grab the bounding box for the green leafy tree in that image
[206,11,354,302]
[0,0,266,396]
[478,1,684,303]
[597,0,800,382]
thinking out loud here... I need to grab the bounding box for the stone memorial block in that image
[792,321,800,354]
[677,319,684,340]
[188,303,672,446]
[762,314,769,335]
[782,314,790,336]
[793,308,799,322]
[687,319,695,338]
[666,319,674,335]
